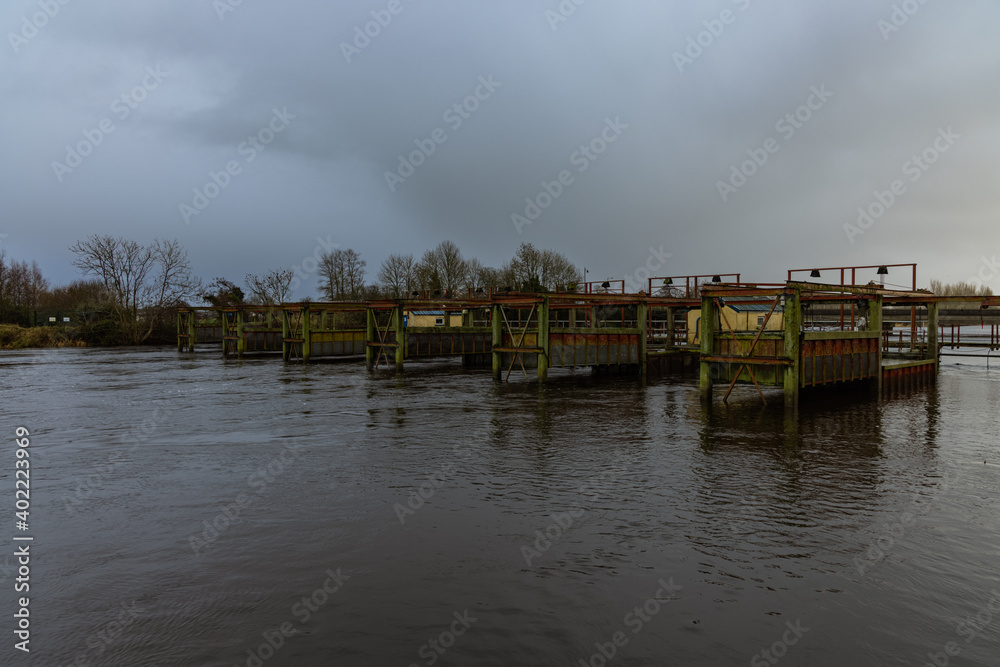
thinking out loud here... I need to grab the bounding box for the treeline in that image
[0,250,47,325]
[929,279,993,297]
[0,237,580,347]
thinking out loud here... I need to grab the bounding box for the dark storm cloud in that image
[2,0,998,294]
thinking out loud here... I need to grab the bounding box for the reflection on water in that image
[1,348,998,666]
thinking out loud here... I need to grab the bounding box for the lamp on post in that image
[810,269,821,278]
[877,265,889,286]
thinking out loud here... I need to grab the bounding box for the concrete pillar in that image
[492,304,502,381]
[366,308,375,370]
[699,296,716,402]
[537,297,550,382]
[783,289,802,409]
[638,301,648,377]
[302,305,311,363]
[568,308,577,328]
[395,304,405,371]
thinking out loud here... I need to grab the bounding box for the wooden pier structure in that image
[177,270,1000,406]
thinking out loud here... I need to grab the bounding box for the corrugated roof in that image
[721,297,784,313]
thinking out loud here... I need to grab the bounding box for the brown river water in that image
[1,347,998,666]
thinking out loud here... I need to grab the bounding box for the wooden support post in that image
[926,302,939,366]
[222,312,231,358]
[177,311,183,352]
[783,289,802,409]
[537,297,550,382]
[492,304,502,381]
[395,304,405,371]
[302,305,311,363]
[665,307,675,347]
[699,296,716,402]
[188,311,196,353]
[281,309,291,362]
[638,301,648,377]
[236,308,245,358]
[366,308,375,370]
[870,296,884,393]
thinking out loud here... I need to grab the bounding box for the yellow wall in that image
[687,307,784,345]
[405,312,463,328]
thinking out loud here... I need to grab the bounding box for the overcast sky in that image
[2,0,998,297]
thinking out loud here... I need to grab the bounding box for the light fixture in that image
[810,269,821,278]
[711,275,722,283]
[410,291,420,298]
[475,287,484,294]
[601,281,610,288]
[664,277,673,285]
[877,265,888,286]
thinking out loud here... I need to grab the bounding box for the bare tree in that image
[416,241,467,294]
[245,268,294,304]
[318,248,367,300]
[69,236,200,343]
[377,253,416,298]
[929,279,993,296]
[507,243,579,291]
[0,250,50,323]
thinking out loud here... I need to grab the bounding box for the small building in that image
[405,310,463,328]
[687,297,784,345]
